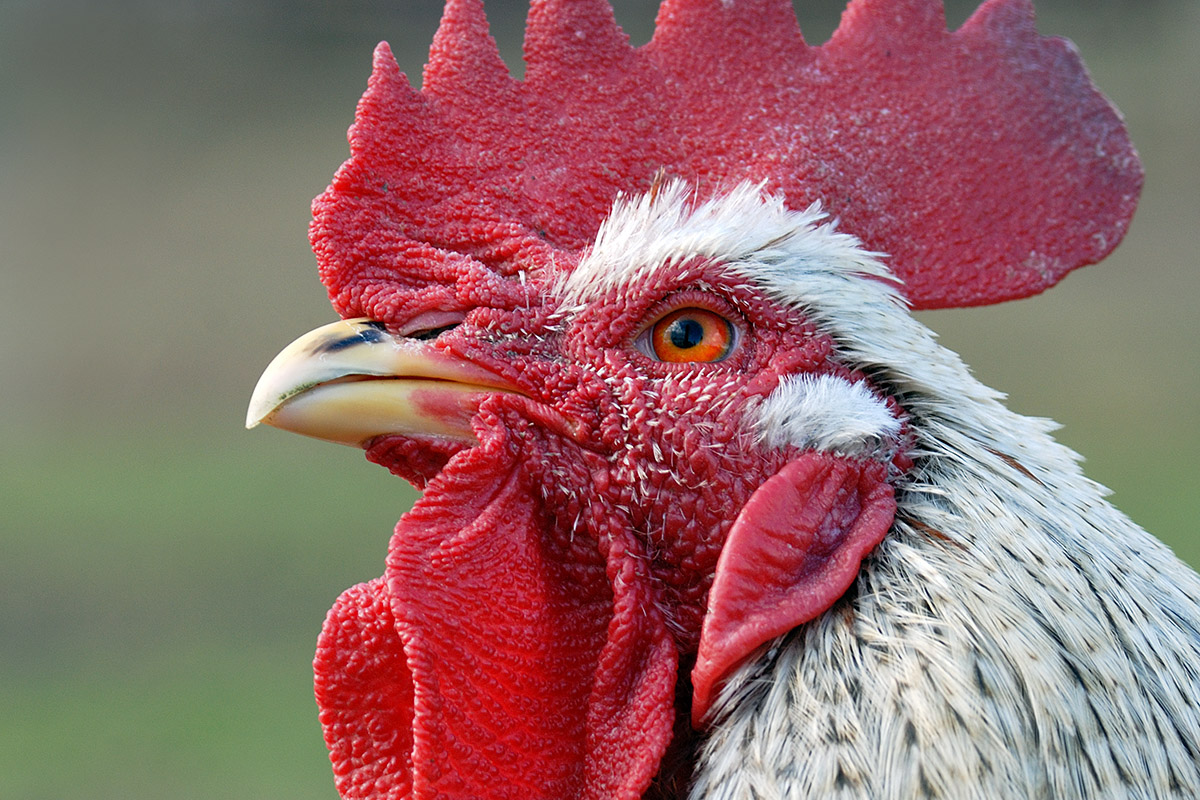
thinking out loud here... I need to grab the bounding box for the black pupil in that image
[668,317,705,350]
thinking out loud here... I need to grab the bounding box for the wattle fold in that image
[315,577,416,800]
[314,430,678,799]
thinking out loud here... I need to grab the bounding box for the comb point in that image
[524,0,633,79]
[425,0,512,94]
[649,0,808,97]
[834,0,947,49]
[369,41,405,87]
[347,42,424,157]
[962,0,1036,35]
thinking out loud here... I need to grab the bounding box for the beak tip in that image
[245,394,273,430]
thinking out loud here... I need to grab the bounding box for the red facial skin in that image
[318,261,907,800]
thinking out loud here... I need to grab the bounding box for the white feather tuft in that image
[755,373,901,457]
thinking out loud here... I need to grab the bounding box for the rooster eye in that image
[645,307,736,363]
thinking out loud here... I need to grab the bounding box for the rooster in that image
[247,0,1200,798]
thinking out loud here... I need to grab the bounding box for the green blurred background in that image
[1,0,1196,797]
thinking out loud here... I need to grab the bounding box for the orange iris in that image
[650,307,735,363]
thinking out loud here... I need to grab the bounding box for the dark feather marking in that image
[986,447,1045,486]
[972,660,990,699]
[902,516,968,552]
[918,765,937,798]
[1073,724,1105,792]
[975,749,993,779]
[903,719,918,748]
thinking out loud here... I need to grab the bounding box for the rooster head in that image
[247,0,1140,798]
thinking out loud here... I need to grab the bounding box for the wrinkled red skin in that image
[316,261,908,800]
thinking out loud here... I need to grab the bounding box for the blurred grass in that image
[2,427,416,799]
[0,0,1196,798]
[4,644,324,800]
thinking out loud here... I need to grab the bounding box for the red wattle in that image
[318,428,679,799]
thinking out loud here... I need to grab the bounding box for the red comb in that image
[311,0,1141,314]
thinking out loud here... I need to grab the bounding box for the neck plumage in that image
[689,311,1200,799]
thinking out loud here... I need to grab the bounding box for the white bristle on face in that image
[755,373,901,457]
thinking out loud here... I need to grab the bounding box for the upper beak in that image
[246,318,518,447]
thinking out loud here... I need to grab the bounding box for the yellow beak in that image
[246,318,517,447]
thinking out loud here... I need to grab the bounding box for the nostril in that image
[397,310,467,340]
[408,324,460,341]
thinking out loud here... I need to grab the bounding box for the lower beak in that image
[246,318,517,447]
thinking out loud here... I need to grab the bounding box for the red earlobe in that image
[692,452,896,725]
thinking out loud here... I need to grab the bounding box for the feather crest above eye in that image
[311,0,1141,319]
[558,180,888,307]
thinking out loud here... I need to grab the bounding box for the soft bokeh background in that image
[2,0,1196,797]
